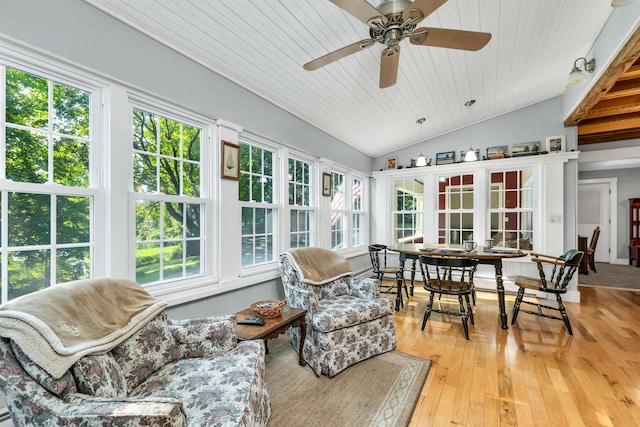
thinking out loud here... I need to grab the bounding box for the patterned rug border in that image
[265,337,431,427]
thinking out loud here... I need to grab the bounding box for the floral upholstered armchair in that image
[0,278,271,426]
[279,248,396,377]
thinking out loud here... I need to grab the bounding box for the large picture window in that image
[1,66,99,302]
[239,141,276,266]
[489,169,534,250]
[393,178,424,244]
[132,107,205,284]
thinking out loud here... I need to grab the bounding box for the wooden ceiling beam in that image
[578,111,640,134]
[584,94,640,119]
[579,128,640,145]
[565,26,640,127]
[601,77,640,99]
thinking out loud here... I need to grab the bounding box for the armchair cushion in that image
[312,296,394,333]
[111,313,181,391]
[168,315,236,359]
[11,341,76,397]
[73,352,127,397]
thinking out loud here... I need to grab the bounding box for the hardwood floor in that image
[388,284,640,427]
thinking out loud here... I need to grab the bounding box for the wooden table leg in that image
[395,254,407,311]
[493,259,509,330]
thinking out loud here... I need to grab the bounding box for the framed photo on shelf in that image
[545,135,566,153]
[322,172,332,197]
[435,151,455,165]
[460,149,480,162]
[486,145,508,159]
[221,140,240,180]
[511,141,541,157]
[386,157,397,169]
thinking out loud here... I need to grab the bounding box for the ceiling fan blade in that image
[304,39,375,71]
[410,27,491,51]
[380,46,400,88]
[330,0,387,26]
[403,0,447,23]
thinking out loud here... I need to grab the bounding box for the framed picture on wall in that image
[386,157,397,169]
[545,135,566,153]
[435,151,455,165]
[322,172,332,197]
[487,145,508,159]
[512,141,540,157]
[221,140,240,180]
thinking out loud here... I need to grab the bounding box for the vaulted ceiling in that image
[82,0,617,158]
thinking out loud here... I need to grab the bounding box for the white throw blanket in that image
[0,278,166,378]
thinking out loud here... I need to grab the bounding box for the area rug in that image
[265,336,430,427]
[578,262,640,290]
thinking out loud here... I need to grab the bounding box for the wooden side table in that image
[235,306,306,367]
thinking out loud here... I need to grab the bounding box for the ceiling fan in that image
[303,0,492,88]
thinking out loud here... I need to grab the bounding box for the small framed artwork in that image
[511,141,541,157]
[546,135,566,153]
[386,157,397,169]
[435,151,455,165]
[460,149,480,162]
[487,145,508,159]
[221,140,240,180]
[322,172,332,197]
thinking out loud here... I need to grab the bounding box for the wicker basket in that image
[250,299,285,318]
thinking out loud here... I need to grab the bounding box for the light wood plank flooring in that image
[388,284,640,427]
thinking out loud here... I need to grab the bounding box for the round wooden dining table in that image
[390,243,527,330]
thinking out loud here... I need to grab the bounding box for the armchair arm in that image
[168,315,236,358]
[282,283,319,316]
[348,277,380,299]
[61,394,186,426]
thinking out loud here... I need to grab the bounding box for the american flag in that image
[331,179,362,225]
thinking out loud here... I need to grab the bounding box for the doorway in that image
[578,179,617,263]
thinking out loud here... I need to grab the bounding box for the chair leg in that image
[589,255,597,273]
[421,292,435,331]
[464,294,474,325]
[511,288,525,325]
[556,294,573,336]
[458,295,470,340]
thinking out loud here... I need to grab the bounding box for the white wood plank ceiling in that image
[83,0,614,158]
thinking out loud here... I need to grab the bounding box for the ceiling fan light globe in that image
[565,69,587,88]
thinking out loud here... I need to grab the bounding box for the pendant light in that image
[463,100,477,162]
[415,117,427,166]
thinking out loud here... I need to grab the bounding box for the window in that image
[239,140,276,266]
[330,170,367,250]
[352,177,365,247]
[1,65,100,302]
[132,107,206,284]
[330,171,347,249]
[288,157,313,248]
[489,169,534,250]
[437,173,474,244]
[393,178,424,243]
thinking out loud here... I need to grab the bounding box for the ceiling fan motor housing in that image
[376,0,413,15]
[370,0,420,46]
